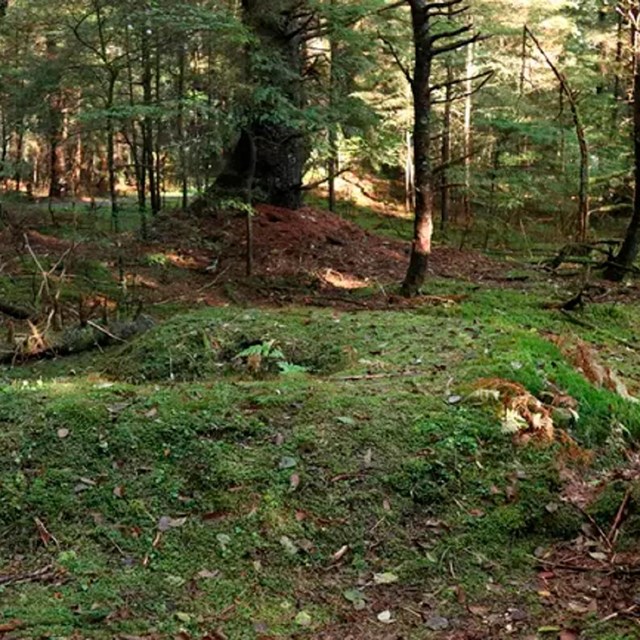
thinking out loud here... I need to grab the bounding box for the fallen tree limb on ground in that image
[0,301,34,320]
[0,315,155,364]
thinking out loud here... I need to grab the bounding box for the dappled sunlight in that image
[319,268,371,290]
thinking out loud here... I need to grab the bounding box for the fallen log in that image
[0,315,155,364]
[0,301,34,320]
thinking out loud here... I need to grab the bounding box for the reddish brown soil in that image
[130,203,510,309]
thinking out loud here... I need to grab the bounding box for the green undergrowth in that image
[1,289,639,638]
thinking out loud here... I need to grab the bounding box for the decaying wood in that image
[0,564,59,587]
[0,315,155,364]
[0,301,33,320]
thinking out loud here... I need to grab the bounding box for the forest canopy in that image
[0,0,639,287]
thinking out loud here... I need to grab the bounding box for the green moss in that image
[1,290,640,637]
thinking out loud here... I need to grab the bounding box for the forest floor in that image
[1,196,640,639]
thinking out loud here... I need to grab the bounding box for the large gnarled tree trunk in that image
[215,0,308,210]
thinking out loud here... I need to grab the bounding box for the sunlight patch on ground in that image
[319,268,370,290]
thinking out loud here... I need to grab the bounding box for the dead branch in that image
[0,301,33,320]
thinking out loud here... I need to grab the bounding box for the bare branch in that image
[430,24,472,45]
[431,69,493,94]
[379,32,414,87]
[432,70,493,103]
[432,32,489,57]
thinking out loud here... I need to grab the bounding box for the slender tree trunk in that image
[327,0,338,213]
[526,26,589,240]
[46,36,65,199]
[402,4,434,297]
[440,58,453,230]
[153,33,162,212]
[519,25,527,96]
[613,10,626,131]
[14,124,24,192]
[106,73,119,231]
[125,25,145,213]
[1,108,8,191]
[177,43,188,210]
[605,10,640,281]
[462,41,474,225]
[141,28,158,215]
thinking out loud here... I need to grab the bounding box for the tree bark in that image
[402,2,434,297]
[462,41,474,225]
[215,0,308,210]
[440,58,452,229]
[605,8,640,281]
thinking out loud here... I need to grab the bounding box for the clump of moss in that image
[106,308,352,382]
[588,479,639,529]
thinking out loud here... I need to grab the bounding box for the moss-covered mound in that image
[108,307,353,381]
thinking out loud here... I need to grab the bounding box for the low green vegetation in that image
[1,289,639,638]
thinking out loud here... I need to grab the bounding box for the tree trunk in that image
[46,36,65,199]
[215,0,308,210]
[440,58,453,230]
[526,26,590,241]
[141,28,158,215]
[462,41,474,225]
[106,73,119,232]
[402,3,434,297]
[605,10,640,281]
[177,43,189,210]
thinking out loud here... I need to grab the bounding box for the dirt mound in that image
[166,204,506,288]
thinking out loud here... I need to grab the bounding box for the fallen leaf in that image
[202,510,230,522]
[425,616,449,631]
[113,485,125,498]
[279,456,297,470]
[108,402,129,416]
[34,517,57,547]
[373,571,399,585]
[332,545,349,562]
[158,516,187,532]
[363,448,373,467]
[197,569,220,580]
[377,610,393,624]
[336,416,356,425]
[343,588,366,605]
[468,605,489,616]
[289,473,300,490]
[559,630,579,640]
[57,428,70,439]
[216,533,231,550]
[253,621,269,634]
[280,536,298,555]
[0,620,23,633]
[295,611,312,627]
